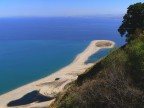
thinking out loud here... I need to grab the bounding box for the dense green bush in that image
[118,2,144,42]
[125,38,144,88]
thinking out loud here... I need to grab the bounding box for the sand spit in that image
[0,40,115,108]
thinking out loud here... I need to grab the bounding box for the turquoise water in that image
[86,48,112,64]
[0,17,125,94]
[0,40,90,94]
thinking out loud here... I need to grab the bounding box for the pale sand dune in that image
[0,40,115,108]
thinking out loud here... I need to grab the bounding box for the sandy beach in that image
[0,40,115,108]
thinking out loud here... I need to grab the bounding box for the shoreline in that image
[0,40,115,108]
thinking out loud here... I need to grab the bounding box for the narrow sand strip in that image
[0,40,115,108]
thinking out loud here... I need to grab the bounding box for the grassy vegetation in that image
[50,38,144,108]
[50,3,144,107]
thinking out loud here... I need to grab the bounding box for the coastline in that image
[0,40,115,108]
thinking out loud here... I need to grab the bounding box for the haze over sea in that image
[0,17,125,94]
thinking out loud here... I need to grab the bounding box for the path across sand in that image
[0,40,115,108]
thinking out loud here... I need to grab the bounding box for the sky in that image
[0,0,143,17]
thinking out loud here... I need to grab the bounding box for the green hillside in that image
[50,37,144,108]
[50,3,144,108]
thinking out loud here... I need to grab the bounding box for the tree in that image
[118,2,144,42]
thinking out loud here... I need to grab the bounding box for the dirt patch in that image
[96,41,112,47]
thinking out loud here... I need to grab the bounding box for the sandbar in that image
[0,40,115,108]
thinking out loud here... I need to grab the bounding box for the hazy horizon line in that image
[0,14,124,18]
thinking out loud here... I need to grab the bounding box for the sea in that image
[0,17,125,94]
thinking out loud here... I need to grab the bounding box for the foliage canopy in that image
[118,2,144,42]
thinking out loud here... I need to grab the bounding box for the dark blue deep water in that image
[0,17,125,94]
